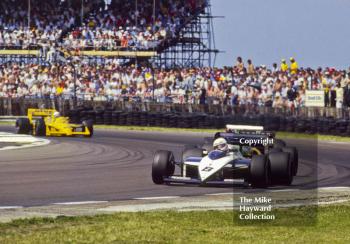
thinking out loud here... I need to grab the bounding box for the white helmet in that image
[213,138,229,152]
[53,111,60,118]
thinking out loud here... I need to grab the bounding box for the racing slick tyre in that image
[282,147,299,176]
[250,155,270,188]
[273,139,286,149]
[269,148,282,153]
[16,118,31,134]
[269,152,293,185]
[82,120,94,137]
[152,150,175,184]
[182,148,203,162]
[35,119,46,136]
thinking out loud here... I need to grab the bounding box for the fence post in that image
[0,98,3,115]
[8,98,12,115]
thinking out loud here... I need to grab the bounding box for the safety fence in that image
[66,109,350,136]
[1,97,350,136]
[1,97,348,117]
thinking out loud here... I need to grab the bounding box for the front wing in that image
[163,176,247,186]
[45,124,91,137]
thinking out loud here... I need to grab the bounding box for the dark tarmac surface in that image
[0,125,349,207]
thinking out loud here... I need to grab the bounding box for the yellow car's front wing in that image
[45,124,91,137]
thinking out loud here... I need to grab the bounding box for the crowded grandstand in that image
[0,0,350,111]
[0,0,206,51]
[1,58,350,109]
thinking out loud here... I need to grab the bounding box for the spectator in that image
[290,57,299,74]
[272,63,278,73]
[287,82,297,109]
[272,92,283,108]
[336,83,344,109]
[280,59,288,72]
[344,75,350,107]
[235,57,244,73]
[247,59,255,75]
[199,88,206,105]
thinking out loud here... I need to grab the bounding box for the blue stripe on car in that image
[186,157,202,163]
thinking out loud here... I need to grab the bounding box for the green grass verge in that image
[0,121,13,126]
[0,205,349,243]
[2,121,350,142]
[94,124,350,142]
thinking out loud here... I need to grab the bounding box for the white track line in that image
[266,189,301,192]
[0,132,50,151]
[0,206,23,210]
[134,196,180,200]
[52,201,108,205]
[318,187,350,191]
[205,192,241,196]
[318,199,350,205]
[326,141,350,145]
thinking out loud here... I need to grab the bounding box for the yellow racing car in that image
[16,109,93,137]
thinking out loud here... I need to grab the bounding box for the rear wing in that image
[225,125,274,136]
[27,109,56,121]
[217,132,275,147]
[226,125,263,132]
[214,124,276,147]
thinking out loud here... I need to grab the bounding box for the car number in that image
[202,167,214,172]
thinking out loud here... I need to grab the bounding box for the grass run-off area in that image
[95,124,350,143]
[1,120,350,142]
[0,204,350,243]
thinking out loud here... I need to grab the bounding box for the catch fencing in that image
[0,97,349,119]
[2,97,350,136]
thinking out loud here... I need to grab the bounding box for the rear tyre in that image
[152,150,175,184]
[35,119,46,136]
[274,139,286,149]
[16,118,31,134]
[250,155,270,188]
[269,147,282,153]
[269,152,293,185]
[82,120,94,137]
[282,147,298,176]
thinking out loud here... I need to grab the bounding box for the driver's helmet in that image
[213,138,229,153]
[53,111,60,118]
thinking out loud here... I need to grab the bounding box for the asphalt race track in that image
[0,125,349,207]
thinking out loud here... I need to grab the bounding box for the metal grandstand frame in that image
[0,0,219,68]
[153,2,219,69]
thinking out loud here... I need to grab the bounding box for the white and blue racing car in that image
[152,125,298,188]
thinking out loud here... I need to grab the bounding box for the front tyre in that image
[35,119,46,136]
[269,152,293,185]
[16,118,31,134]
[250,155,270,188]
[282,147,298,176]
[82,120,94,137]
[152,150,175,184]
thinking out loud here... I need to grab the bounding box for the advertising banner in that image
[305,90,325,107]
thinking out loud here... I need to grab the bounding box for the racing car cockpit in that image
[207,150,227,160]
[213,125,275,158]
